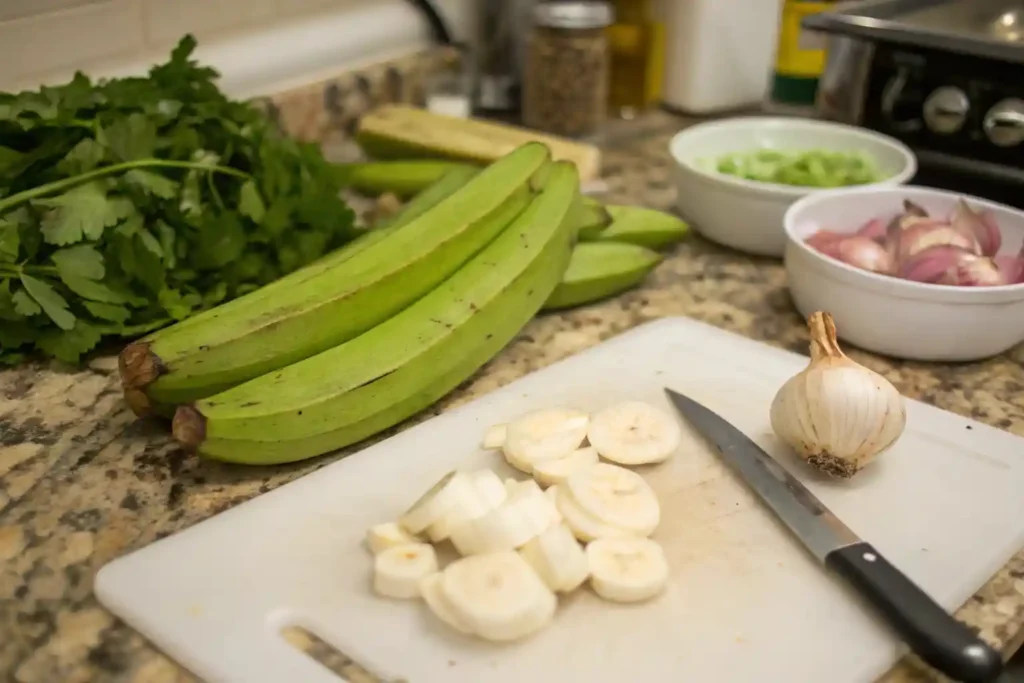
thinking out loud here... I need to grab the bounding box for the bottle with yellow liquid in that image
[767,0,839,114]
[606,0,665,118]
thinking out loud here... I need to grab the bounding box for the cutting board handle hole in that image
[280,623,392,682]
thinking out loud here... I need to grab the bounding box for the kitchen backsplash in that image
[256,46,459,152]
[0,0,473,97]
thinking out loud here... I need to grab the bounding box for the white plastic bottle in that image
[657,0,783,114]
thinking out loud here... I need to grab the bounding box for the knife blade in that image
[664,387,1003,683]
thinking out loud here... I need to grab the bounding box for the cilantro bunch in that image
[0,36,356,365]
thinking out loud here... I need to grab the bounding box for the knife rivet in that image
[863,552,877,562]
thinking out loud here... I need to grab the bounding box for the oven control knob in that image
[880,68,922,132]
[923,87,969,134]
[983,98,1024,147]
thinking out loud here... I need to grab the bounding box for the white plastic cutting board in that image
[95,317,1024,683]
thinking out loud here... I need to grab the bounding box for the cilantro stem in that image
[0,264,59,277]
[0,159,251,216]
[206,171,225,211]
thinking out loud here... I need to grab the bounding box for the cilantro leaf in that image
[0,217,19,261]
[83,300,130,324]
[51,244,105,280]
[124,169,178,198]
[0,146,24,173]
[19,273,76,330]
[58,139,106,174]
[193,212,245,269]
[37,320,102,363]
[101,113,157,161]
[12,288,41,317]
[0,320,34,349]
[156,221,177,269]
[37,183,135,245]
[159,287,201,320]
[60,273,125,303]
[0,280,19,320]
[137,228,163,258]
[0,35,356,365]
[239,180,266,222]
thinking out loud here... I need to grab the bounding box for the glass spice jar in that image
[523,1,614,139]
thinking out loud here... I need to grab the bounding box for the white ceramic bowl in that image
[668,117,917,257]
[784,185,1024,362]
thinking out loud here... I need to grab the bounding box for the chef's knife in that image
[664,388,1004,683]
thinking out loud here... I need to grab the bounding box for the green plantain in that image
[368,165,478,229]
[120,144,548,408]
[121,165,479,418]
[571,195,614,239]
[333,160,476,198]
[173,161,581,464]
[543,241,661,310]
[587,205,689,249]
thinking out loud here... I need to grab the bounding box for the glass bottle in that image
[523,2,614,138]
[606,0,664,119]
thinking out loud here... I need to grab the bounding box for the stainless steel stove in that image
[805,0,1024,207]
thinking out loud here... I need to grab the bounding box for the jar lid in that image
[533,2,614,30]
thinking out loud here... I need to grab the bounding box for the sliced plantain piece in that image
[565,463,660,536]
[366,522,420,555]
[586,537,669,603]
[400,471,481,535]
[440,551,557,642]
[519,522,590,593]
[502,408,590,474]
[532,446,599,488]
[373,542,438,599]
[587,400,681,465]
[481,423,508,450]
[420,572,474,634]
[554,484,637,542]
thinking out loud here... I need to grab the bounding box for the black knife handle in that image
[825,542,1003,683]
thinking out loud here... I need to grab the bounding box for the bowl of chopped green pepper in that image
[668,117,916,257]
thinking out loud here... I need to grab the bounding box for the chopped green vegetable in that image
[0,36,356,365]
[708,148,889,188]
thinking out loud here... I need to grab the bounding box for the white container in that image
[657,0,783,113]
[668,116,916,257]
[784,185,1024,362]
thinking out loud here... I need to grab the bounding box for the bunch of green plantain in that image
[121,144,581,463]
[120,148,688,465]
[336,159,690,311]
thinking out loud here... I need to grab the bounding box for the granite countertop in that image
[2,112,1024,683]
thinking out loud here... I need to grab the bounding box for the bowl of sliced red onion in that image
[784,185,1024,361]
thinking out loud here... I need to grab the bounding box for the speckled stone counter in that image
[2,108,1024,683]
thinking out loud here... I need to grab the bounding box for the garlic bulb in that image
[770,312,906,479]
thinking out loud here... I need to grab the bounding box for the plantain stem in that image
[171,405,207,449]
[118,341,165,389]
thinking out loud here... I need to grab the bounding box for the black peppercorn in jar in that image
[523,1,614,139]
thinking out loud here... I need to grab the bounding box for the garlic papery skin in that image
[769,312,907,479]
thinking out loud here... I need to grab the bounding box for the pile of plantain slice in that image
[119,145,688,465]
